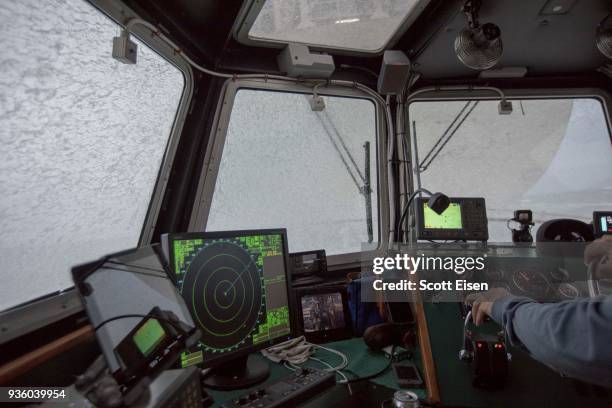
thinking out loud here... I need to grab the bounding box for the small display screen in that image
[424,202,463,230]
[301,292,345,332]
[133,318,166,357]
[598,214,612,235]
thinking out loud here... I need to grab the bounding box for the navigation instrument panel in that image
[162,230,292,369]
[417,197,489,241]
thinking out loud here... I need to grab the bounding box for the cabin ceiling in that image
[124,0,611,80]
[408,0,610,79]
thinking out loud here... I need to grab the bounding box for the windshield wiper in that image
[310,100,373,243]
[418,100,479,172]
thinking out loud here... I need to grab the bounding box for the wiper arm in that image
[419,100,479,172]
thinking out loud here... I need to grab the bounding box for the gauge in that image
[512,270,550,297]
[485,268,504,281]
[557,283,580,300]
[550,267,570,282]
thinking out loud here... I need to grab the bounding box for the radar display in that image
[172,233,290,365]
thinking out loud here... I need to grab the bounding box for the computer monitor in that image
[161,229,293,389]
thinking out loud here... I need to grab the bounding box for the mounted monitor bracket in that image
[277,43,335,78]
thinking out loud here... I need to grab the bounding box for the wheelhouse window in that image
[408,98,612,242]
[0,0,185,311]
[245,0,430,53]
[206,89,379,256]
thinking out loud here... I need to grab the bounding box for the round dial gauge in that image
[512,270,550,297]
[557,283,580,300]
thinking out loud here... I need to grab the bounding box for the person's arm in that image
[490,294,612,387]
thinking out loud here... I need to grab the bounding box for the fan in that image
[596,14,612,59]
[455,0,503,70]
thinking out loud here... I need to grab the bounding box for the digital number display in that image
[1,388,67,402]
[424,203,463,230]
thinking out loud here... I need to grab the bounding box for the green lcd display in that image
[424,202,463,229]
[165,230,292,369]
[133,318,167,357]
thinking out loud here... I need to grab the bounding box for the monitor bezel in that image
[163,228,295,369]
[593,211,612,236]
[416,197,467,236]
[295,285,352,343]
[415,197,489,241]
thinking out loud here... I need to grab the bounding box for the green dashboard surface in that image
[424,302,611,407]
[207,337,426,407]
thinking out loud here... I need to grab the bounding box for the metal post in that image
[363,141,373,243]
[412,121,423,194]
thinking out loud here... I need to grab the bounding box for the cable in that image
[93,313,182,332]
[121,18,390,109]
[121,18,394,146]
[338,64,379,79]
[273,341,396,391]
[310,357,352,394]
[124,18,232,79]
[396,188,433,242]
[345,345,396,384]
[310,342,349,372]
[427,240,448,249]
[281,346,352,393]
[277,341,348,373]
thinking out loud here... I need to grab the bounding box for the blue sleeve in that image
[491,295,612,388]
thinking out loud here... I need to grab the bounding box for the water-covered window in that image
[247,0,428,52]
[409,98,612,242]
[206,89,378,255]
[0,0,185,311]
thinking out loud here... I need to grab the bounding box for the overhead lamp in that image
[454,0,503,70]
[596,13,612,59]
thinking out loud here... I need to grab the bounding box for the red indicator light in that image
[477,342,483,348]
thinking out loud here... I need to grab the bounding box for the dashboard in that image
[409,243,592,304]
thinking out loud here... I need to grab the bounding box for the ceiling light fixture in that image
[596,13,612,59]
[454,0,503,70]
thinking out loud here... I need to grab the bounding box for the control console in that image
[221,367,335,408]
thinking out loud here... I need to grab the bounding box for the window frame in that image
[189,77,390,266]
[404,87,612,242]
[232,0,432,56]
[0,0,194,343]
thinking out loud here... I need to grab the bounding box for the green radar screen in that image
[175,238,265,353]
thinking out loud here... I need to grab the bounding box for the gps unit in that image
[417,197,489,241]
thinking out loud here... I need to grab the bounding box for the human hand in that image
[584,236,612,278]
[464,287,512,326]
